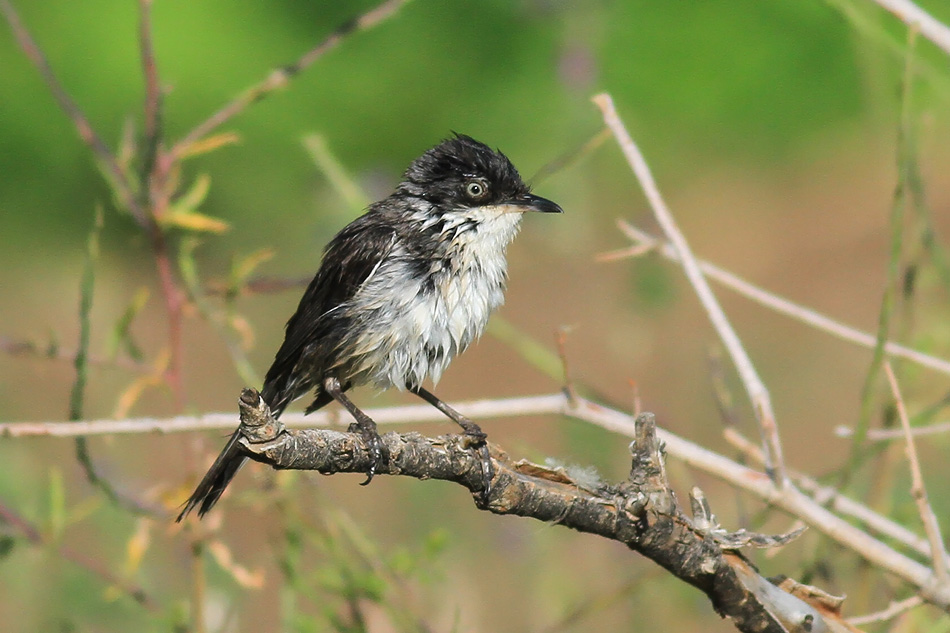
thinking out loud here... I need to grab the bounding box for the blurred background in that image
[2,0,950,631]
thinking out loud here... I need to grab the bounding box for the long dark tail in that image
[176,377,319,521]
[177,382,292,521]
[176,429,247,521]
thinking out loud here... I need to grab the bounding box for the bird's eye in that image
[465,180,487,199]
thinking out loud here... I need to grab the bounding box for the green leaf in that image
[106,287,150,362]
[161,210,231,234]
[230,248,276,289]
[178,132,241,160]
[174,173,211,212]
[160,174,230,233]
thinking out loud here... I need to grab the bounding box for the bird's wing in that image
[261,214,398,413]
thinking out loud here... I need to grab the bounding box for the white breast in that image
[346,208,522,391]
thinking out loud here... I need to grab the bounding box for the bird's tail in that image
[176,429,247,521]
[177,386,290,521]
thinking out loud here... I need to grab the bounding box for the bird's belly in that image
[344,261,507,391]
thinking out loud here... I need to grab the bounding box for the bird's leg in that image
[410,386,493,498]
[323,376,384,485]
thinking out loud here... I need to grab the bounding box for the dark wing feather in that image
[261,211,398,414]
[178,212,398,522]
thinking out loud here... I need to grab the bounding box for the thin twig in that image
[555,326,578,405]
[138,0,163,207]
[847,595,923,626]
[68,213,162,517]
[0,500,158,609]
[566,397,950,610]
[4,391,950,606]
[0,0,147,228]
[835,421,950,440]
[152,232,186,408]
[0,395,567,437]
[0,334,149,373]
[530,127,612,185]
[610,221,950,377]
[592,93,788,487]
[169,0,410,160]
[869,0,950,57]
[204,275,312,297]
[723,426,950,570]
[840,27,918,492]
[884,362,950,583]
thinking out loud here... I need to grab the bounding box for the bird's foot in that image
[456,420,494,503]
[348,421,384,486]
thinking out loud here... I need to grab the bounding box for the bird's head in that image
[398,134,563,217]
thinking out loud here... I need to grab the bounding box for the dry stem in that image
[884,362,950,583]
[607,221,950,377]
[592,93,788,487]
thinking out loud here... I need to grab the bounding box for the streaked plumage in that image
[178,134,562,519]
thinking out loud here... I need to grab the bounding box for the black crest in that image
[398,133,529,207]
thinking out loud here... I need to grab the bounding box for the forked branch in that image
[216,388,855,633]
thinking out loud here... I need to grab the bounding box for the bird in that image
[177,134,563,520]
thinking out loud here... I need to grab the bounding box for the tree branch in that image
[6,391,949,611]
[226,388,839,633]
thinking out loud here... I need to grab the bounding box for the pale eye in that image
[465,180,487,199]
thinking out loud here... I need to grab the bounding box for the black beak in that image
[507,193,564,214]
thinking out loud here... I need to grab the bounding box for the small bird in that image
[178,134,562,520]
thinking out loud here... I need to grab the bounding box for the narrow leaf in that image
[160,210,231,234]
[106,287,150,362]
[303,133,370,212]
[231,248,276,288]
[173,173,211,213]
[207,540,265,589]
[123,518,151,575]
[177,132,241,160]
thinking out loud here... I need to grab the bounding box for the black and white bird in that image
[178,134,562,520]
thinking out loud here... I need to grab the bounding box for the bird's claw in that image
[460,426,493,503]
[476,442,493,502]
[349,422,384,485]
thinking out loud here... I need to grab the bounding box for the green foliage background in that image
[2,0,950,631]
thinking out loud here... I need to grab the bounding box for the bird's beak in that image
[505,193,564,214]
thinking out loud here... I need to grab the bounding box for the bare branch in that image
[0,0,148,228]
[592,93,788,487]
[884,362,950,583]
[847,595,923,626]
[609,221,950,378]
[835,421,950,441]
[724,427,950,571]
[870,0,950,57]
[220,389,834,633]
[6,391,950,610]
[0,394,566,437]
[170,0,411,160]
[0,334,149,373]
